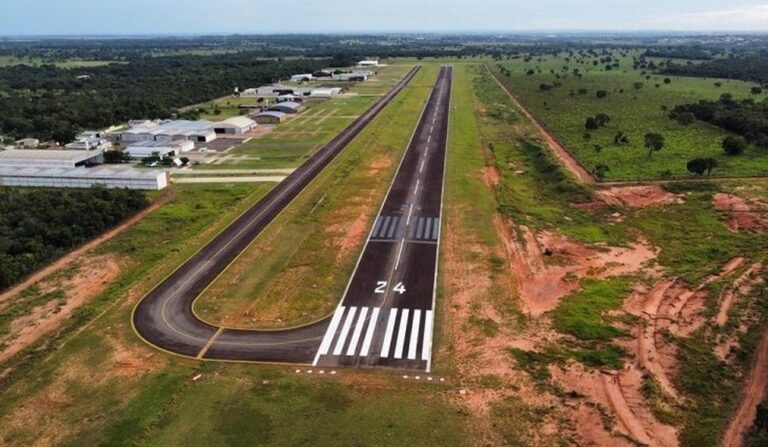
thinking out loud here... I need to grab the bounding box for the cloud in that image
[645,4,768,30]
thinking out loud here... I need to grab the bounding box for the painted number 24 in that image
[375,281,406,294]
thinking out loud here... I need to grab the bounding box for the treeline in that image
[664,54,768,84]
[670,95,768,149]
[0,187,149,291]
[0,54,331,142]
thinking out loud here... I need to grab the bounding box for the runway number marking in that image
[374,281,406,294]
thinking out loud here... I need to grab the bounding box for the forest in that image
[664,53,768,84]
[0,187,148,291]
[671,95,768,149]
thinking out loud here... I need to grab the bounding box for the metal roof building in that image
[266,101,304,114]
[124,140,194,159]
[118,120,216,143]
[0,165,168,190]
[310,87,343,97]
[212,116,257,134]
[0,149,104,168]
[252,111,287,124]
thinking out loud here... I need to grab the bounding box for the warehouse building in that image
[0,166,168,190]
[357,60,379,67]
[290,73,313,82]
[124,140,194,159]
[310,87,343,97]
[118,120,216,143]
[266,101,304,114]
[252,111,287,124]
[0,149,104,168]
[212,116,257,135]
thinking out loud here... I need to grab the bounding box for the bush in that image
[596,90,608,98]
[722,135,747,156]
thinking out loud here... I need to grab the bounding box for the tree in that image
[633,81,644,90]
[722,135,747,156]
[644,133,665,158]
[663,77,672,84]
[674,112,696,126]
[596,90,608,98]
[103,150,130,164]
[751,86,763,95]
[592,163,610,180]
[594,113,611,127]
[584,117,598,130]
[687,157,717,176]
[614,131,629,145]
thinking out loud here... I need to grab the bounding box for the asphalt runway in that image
[132,66,421,364]
[313,66,453,372]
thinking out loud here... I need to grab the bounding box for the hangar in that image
[266,101,304,114]
[212,116,257,135]
[252,111,287,124]
[124,140,194,159]
[0,148,104,168]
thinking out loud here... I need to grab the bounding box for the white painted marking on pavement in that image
[395,238,405,270]
[360,307,380,356]
[346,307,368,356]
[420,160,425,173]
[332,306,357,356]
[316,306,346,357]
[422,310,434,361]
[408,309,421,360]
[394,309,409,359]
[415,179,420,193]
[406,203,414,225]
[380,308,398,358]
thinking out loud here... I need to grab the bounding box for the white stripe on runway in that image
[360,307,380,356]
[422,310,434,361]
[346,307,368,356]
[408,309,421,360]
[332,306,357,356]
[380,308,398,358]
[394,308,409,359]
[316,306,345,356]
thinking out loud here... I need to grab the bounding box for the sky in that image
[1,0,767,35]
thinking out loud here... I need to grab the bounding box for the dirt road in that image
[721,330,768,447]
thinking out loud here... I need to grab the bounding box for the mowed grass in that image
[492,50,768,179]
[197,64,415,170]
[193,65,437,329]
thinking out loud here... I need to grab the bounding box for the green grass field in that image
[0,56,119,68]
[492,50,768,180]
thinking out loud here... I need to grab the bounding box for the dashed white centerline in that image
[415,179,420,193]
[406,203,414,225]
[419,160,425,173]
[395,238,405,270]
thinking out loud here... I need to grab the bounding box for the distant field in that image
[0,56,119,68]
[492,50,768,180]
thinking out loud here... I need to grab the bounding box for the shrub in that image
[722,135,747,156]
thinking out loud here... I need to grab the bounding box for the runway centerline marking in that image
[406,203,414,225]
[395,238,406,270]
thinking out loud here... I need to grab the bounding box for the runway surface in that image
[133,66,420,364]
[313,66,452,372]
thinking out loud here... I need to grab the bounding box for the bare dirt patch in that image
[713,193,768,233]
[481,166,500,189]
[0,255,120,364]
[716,263,764,327]
[496,216,658,315]
[595,185,684,208]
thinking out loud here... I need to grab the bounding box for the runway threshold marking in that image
[380,309,398,358]
[359,307,380,356]
[333,306,358,356]
[317,306,346,355]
